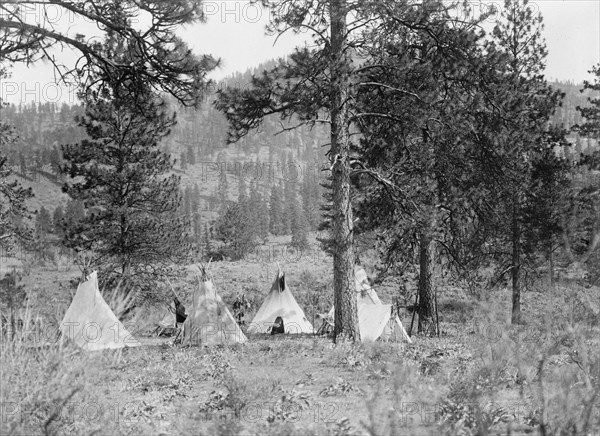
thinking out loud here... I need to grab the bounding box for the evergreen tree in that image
[291,195,310,250]
[567,64,600,266]
[269,182,285,235]
[2,1,218,107]
[35,206,53,234]
[258,187,271,241]
[575,134,583,162]
[522,129,571,284]
[283,166,297,235]
[0,271,27,340]
[53,205,64,236]
[18,152,26,176]
[34,206,53,261]
[301,162,318,229]
[238,173,248,203]
[192,183,201,213]
[180,151,188,171]
[217,168,229,210]
[248,180,261,234]
[183,185,193,218]
[0,101,33,249]
[186,144,196,166]
[62,199,85,234]
[489,0,563,324]
[215,202,256,260]
[61,40,190,293]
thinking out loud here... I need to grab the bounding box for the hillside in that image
[2,74,596,221]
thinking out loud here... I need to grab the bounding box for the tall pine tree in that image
[61,36,189,296]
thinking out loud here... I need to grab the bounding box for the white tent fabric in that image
[357,304,412,342]
[323,267,382,320]
[320,267,412,343]
[154,301,179,336]
[181,272,247,346]
[158,301,176,329]
[60,271,141,350]
[247,269,314,334]
[355,267,382,305]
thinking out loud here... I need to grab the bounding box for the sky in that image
[1,0,598,105]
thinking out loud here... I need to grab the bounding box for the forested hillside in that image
[1,74,597,267]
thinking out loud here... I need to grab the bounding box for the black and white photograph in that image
[0,0,599,434]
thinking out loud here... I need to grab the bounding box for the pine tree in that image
[185,186,194,218]
[248,181,261,234]
[291,195,310,250]
[215,202,256,260]
[238,173,248,203]
[35,206,53,234]
[187,144,196,166]
[34,206,53,261]
[53,205,64,236]
[192,183,201,213]
[61,199,86,238]
[61,41,190,292]
[283,175,296,235]
[567,64,600,265]
[258,188,271,241]
[180,151,188,171]
[18,152,26,176]
[269,182,284,235]
[217,168,229,210]
[490,0,563,324]
[0,271,27,340]
[2,1,218,107]
[1,102,33,248]
[301,161,320,229]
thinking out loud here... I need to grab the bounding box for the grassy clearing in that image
[1,262,599,435]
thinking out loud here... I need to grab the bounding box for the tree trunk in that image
[511,196,521,324]
[418,232,436,334]
[330,0,359,343]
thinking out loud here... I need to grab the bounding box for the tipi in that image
[60,271,141,350]
[318,267,412,343]
[181,266,247,346]
[247,267,314,334]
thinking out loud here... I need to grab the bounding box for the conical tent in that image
[60,271,141,350]
[181,267,247,346]
[318,267,412,343]
[247,268,314,334]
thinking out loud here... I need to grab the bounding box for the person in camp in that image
[232,292,251,326]
[271,316,285,335]
[174,297,187,325]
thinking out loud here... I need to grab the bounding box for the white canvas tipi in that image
[318,267,412,343]
[247,268,314,334]
[60,271,141,350]
[181,266,247,346]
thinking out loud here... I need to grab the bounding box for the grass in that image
[1,259,599,436]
